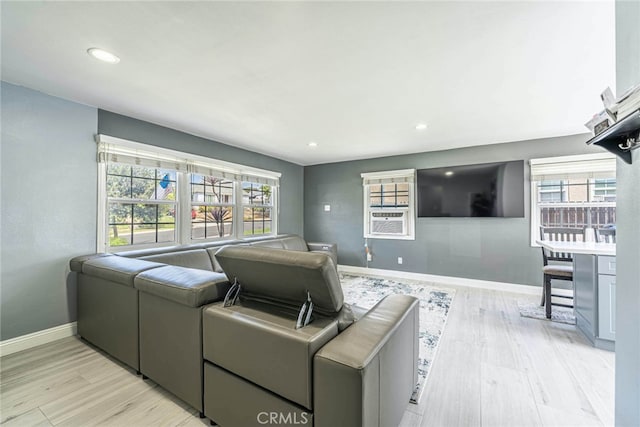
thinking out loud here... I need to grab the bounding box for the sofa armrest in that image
[307,242,338,266]
[69,253,113,273]
[82,256,164,287]
[313,294,419,427]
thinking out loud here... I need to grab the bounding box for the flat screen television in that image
[417,160,525,218]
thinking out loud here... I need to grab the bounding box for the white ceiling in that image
[1,1,615,165]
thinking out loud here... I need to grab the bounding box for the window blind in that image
[530,153,616,181]
[96,134,280,186]
[361,169,416,186]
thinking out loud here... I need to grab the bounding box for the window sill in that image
[365,234,415,241]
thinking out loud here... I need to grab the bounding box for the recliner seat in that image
[203,245,419,427]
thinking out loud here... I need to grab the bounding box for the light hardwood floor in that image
[1,285,614,427]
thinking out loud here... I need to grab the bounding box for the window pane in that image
[109,202,132,225]
[192,184,206,203]
[107,174,131,198]
[131,166,155,179]
[133,204,157,224]
[108,202,175,247]
[109,225,131,246]
[157,221,176,243]
[243,207,272,236]
[193,176,234,204]
[368,183,409,208]
[536,176,616,229]
[396,183,409,192]
[191,205,234,240]
[396,195,409,206]
[370,196,382,207]
[154,173,176,200]
[242,182,272,205]
[540,192,563,202]
[206,178,234,204]
[131,177,156,199]
[382,183,397,193]
[107,164,131,176]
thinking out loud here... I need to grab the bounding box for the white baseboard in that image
[338,265,541,296]
[0,322,77,357]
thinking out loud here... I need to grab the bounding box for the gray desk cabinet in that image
[573,254,616,351]
[597,256,616,341]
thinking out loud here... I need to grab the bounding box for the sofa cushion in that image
[82,256,163,287]
[203,300,339,410]
[139,249,214,271]
[215,246,344,315]
[278,235,310,252]
[134,266,230,307]
[249,239,285,249]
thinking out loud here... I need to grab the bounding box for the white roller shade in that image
[530,153,616,181]
[96,134,280,186]
[97,143,189,171]
[361,169,416,186]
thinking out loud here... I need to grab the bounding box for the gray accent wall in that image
[1,82,98,340]
[305,134,601,286]
[0,86,304,342]
[98,110,304,236]
[615,0,640,425]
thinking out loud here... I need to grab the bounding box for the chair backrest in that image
[539,227,584,265]
[595,227,617,243]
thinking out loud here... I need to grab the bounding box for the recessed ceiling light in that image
[445,171,454,176]
[415,123,428,131]
[308,142,318,148]
[87,47,120,64]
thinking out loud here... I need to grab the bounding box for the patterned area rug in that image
[517,301,576,325]
[340,273,455,404]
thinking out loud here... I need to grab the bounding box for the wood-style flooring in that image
[1,285,614,427]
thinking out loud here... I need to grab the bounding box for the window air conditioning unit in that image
[370,210,407,236]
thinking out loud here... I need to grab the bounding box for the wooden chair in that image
[595,227,617,243]
[539,227,584,319]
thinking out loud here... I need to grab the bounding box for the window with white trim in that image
[361,169,416,240]
[242,181,274,236]
[529,153,616,246]
[190,175,235,240]
[107,164,177,247]
[97,135,280,252]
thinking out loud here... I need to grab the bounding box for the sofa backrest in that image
[215,246,343,316]
[248,239,285,249]
[138,249,215,271]
[277,235,309,251]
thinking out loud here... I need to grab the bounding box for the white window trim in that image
[529,153,616,247]
[239,182,278,238]
[361,169,416,240]
[96,135,281,252]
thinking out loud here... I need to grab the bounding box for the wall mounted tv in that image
[417,160,525,218]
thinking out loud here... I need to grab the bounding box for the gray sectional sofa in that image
[69,234,419,426]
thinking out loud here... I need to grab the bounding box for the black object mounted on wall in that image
[416,160,525,218]
[586,109,640,164]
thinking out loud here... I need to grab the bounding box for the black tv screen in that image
[417,160,525,218]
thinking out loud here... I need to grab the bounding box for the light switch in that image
[324,204,331,212]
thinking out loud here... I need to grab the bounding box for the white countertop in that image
[536,240,616,256]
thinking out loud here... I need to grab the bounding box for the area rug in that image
[339,273,455,404]
[517,300,576,325]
